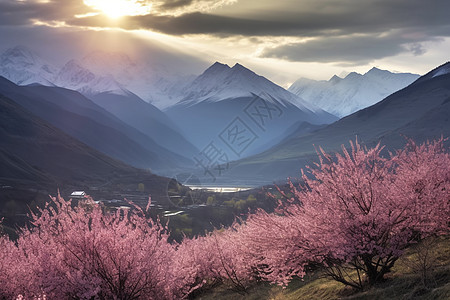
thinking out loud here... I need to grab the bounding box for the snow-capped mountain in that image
[0,47,193,109]
[80,51,195,109]
[0,46,200,167]
[166,62,338,161]
[0,46,57,86]
[54,59,127,96]
[178,62,325,114]
[0,46,127,96]
[288,67,420,118]
[228,62,450,183]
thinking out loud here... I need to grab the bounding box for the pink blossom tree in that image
[0,233,20,298]
[239,138,449,290]
[0,138,448,297]
[3,195,197,299]
[234,209,310,286]
[177,225,258,295]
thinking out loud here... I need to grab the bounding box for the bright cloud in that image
[83,0,152,18]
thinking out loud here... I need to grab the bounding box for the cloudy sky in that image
[1,0,449,86]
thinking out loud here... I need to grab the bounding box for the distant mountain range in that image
[0,46,339,161]
[0,46,418,117]
[0,77,195,174]
[289,67,420,117]
[165,62,338,163]
[0,46,57,86]
[226,62,450,184]
[1,44,447,188]
[0,46,201,167]
[0,91,171,193]
[0,46,192,109]
[175,62,322,113]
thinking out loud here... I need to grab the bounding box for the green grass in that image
[194,236,450,300]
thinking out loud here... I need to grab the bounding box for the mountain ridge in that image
[176,61,329,116]
[0,76,193,173]
[288,67,420,117]
[224,62,450,183]
[166,62,338,171]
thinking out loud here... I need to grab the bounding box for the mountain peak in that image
[1,45,39,65]
[57,59,95,85]
[0,46,57,86]
[368,66,381,72]
[209,61,229,69]
[63,59,83,69]
[345,71,363,80]
[60,59,92,76]
[3,45,35,58]
[329,74,342,84]
[176,62,327,115]
[289,67,420,118]
[212,61,229,67]
[232,62,246,69]
[231,63,256,76]
[366,67,390,76]
[200,62,230,76]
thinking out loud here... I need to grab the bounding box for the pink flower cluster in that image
[0,138,448,297]
[226,138,450,288]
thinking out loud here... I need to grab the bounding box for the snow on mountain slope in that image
[54,59,127,96]
[226,62,450,183]
[0,47,193,108]
[177,62,328,114]
[0,47,127,96]
[432,63,450,77]
[0,46,57,86]
[415,61,450,81]
[288,67,420,118]
[409,62,450,87]
[166,62,338,163]
[81,51,195,109]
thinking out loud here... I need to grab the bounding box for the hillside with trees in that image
[0,138,448,299]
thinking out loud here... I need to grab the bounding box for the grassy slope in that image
[195,236,450,300]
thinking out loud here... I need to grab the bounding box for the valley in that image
[1,45,449,216]
[0,46,449,299]
[1,1,450,298]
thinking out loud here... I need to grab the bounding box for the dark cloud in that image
[260,34,429,65]
[0,0,90,28]
[68,12,302,36]
[62,0,450,41]
[158,0,195,9]
[1,0,448,37]
[152,0,236,12]
[0,25,208,73]
[0,0,449,64]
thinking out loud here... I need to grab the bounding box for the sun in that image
[84,0,152,19]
